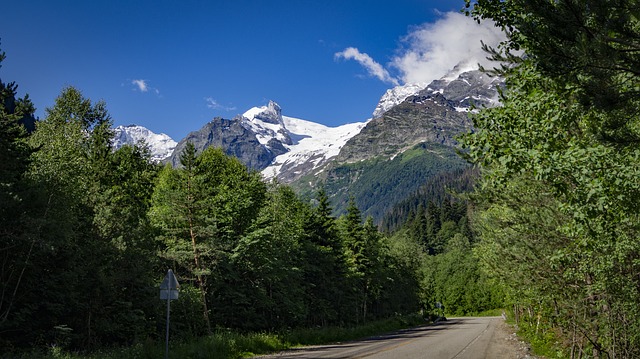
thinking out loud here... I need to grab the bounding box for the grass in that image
[8,315,427,359]
[501,311,568,359]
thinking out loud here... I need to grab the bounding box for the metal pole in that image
[165,272,171,359]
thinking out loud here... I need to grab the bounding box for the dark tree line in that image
[380,167,478,233]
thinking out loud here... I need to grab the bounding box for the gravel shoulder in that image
[486,318,542,359]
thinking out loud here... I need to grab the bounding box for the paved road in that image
[257,317,508,359]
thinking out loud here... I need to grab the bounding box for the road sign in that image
[160,269,180,359]
[160,269,180,300]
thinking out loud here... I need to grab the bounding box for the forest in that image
[0,45,497,356]
[460,0,640,357]
[2,0,639,357]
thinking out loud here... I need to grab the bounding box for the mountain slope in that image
[168,116,275,169]
[338,68,500,164]
[291,67,501,222]
[261,116,367,182]
[128,65,501,226]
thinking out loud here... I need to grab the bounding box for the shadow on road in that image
[255,317,499,358]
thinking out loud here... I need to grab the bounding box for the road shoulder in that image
[486,319,540,359]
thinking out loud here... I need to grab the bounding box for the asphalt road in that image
[257,317,509,359]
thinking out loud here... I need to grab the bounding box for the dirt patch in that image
[486,319,542,359]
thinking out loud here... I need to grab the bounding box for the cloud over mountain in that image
[391,12,505,84]
[336,12,506,87]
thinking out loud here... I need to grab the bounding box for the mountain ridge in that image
[111,64,502,223]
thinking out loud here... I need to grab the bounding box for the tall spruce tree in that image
[302,188,348,326]
[0,45,38,351]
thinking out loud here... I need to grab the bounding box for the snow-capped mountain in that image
[109,60,502,222]
[112,125,177,162]
[372,83,427,118]
[422,62,502,112]
[261,116,368,182]
[371,60,491,118]
[339,66,502,164]
[167,101,366,182]
[314,63,503,221]
[241,101,292,146]
[239,101,367,182]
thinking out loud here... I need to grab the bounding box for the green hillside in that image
[293,142,468,223]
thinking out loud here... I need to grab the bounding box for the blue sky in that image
[1,0,503,140]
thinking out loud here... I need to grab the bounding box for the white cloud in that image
[205,97,236,111]
[132,79,148,92]
[335,12,506,87]
[391,12,506,84]
[131,79,161,96]
[335,47,399,86]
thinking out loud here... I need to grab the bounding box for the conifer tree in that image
[0,45,37,349]
[302,188,348,326]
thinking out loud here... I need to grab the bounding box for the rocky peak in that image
[168,117,276,170]
[336,66,502,164]
[424,68,502,110]
[245,100,284,125]
[242,100,292,147]
[373,82,428,119]
[371,60,484,119]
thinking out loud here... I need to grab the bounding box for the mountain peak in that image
[241,100,292,148]
[371,60,487,119]
[112,125,177,162]
[243,100,283,126]
[372,83,428,118]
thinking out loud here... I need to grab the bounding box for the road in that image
[257,317,518,359]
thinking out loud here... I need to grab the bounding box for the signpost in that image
[160,269,179,359]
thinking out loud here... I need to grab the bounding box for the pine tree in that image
[302,188,348,326]
[0,45,38,350]
[150,145,267,333]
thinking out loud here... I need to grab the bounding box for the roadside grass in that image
[281,314,425,346]
[8,315,427,359]
[502,312,568,359]
[515,322,567,359]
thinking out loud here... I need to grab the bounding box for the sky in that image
[1,0,504,141]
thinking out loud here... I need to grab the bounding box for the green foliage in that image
[150,144,268,333]
[300,188,349,327]
[1,85,161,354]
[512,314,568,359]
[466,0,640,142]
[461,2,640,355]
[0,42,38,354]
[227,184,307,330]
[4,315,425,359]
[394,198,504,317]
[0,49,434,356]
